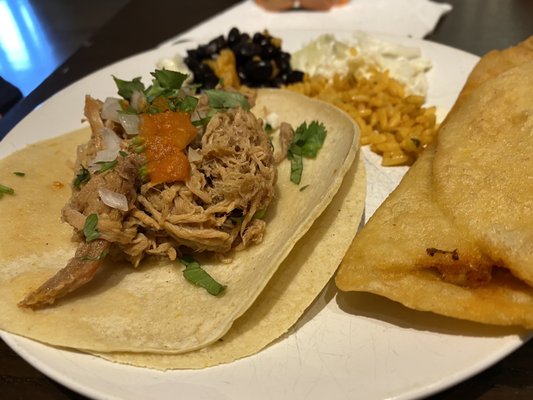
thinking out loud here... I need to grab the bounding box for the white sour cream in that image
[291,32,432,96]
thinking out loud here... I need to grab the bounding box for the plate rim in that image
[1,30,529,400]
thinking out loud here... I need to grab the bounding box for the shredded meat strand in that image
[18,239,110,309]
[127,107,276,257]
[20,95,275,309]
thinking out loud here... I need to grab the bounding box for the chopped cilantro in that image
[13,172,25,177]
[0,184,15,199]
[146,104,162,114]
[205,89,249,111]
[0,184,14,194]
[264,123,273,133]
[97,159,118,173]
[132,136,143,145]
[191,114,213,127]
[112,70,248,125]
[73,166,91,189]
[114,70,197,114]
[287,121,327,184]
[138,165,149,179]
[119,150,128,157]
[150,69,187,90]
[179,255,226,296]
[83,214,100,243]
[175,95,199,113]
[253,208,267,219]
[113,76,145,100]
[288,151,303,184]
[294,121,327,158]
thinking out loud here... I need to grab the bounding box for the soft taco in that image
[0,72,365,367]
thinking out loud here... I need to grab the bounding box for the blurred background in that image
[1,0,532,117]
[0,0,128,96]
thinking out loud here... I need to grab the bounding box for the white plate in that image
[1,29,529,400]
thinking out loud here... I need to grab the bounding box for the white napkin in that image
[160,0,451,47]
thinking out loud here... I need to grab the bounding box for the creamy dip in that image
[291,32,432,96]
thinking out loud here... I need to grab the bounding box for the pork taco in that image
[0,72,364,366]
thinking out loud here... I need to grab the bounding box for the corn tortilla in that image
[0,89,363,356]
[94,153,365,369]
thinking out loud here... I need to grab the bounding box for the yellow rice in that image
[285,69,438,166]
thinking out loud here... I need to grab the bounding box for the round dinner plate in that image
[0,29,529,400]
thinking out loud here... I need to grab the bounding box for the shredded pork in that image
[20,89,275,309]
[123,107,276,264]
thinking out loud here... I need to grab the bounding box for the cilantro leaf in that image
[83,214,100,243]
[145,70,188,103]
[113,76,145,100]
[294,121,327,158]
[288,151,304,184]
[0,184,15,199]
[144,80,166,102]
[97,159,118,173]
[0,184,15,195]
[287,121,327,185]
[205,89,249,111]
[175,95,199,113]
[150,69,187,90]
[13,172,25,177]
[179,255,226,296]
[73,166,90,189]
[253,208,267,219]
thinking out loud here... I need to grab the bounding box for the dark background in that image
[0,0,532,399]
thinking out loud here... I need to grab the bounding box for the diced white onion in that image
[265,112,280,130]
[98,188,129,211]
[130,90,147,113]
[188,147,202,162]
[118,113,140,135]
[88,127,122,172]
[101,97,122,122]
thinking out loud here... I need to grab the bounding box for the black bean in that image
[253,32,271,48]
[261,43,278,60]
[206,35,227,57]
[194,63,218,88]
[227,27,241,47]
[272,76,285,87]
[245,59,273,82]
[236,65,247,80]
[275,57,291,73]
[186,29,304,89]
[276,51,291,62]
[184,56,200,71]
[233,41,261,62]
[203,76,219,89]
[285,70,304,84]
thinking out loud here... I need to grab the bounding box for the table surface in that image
[1,0,532,399]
